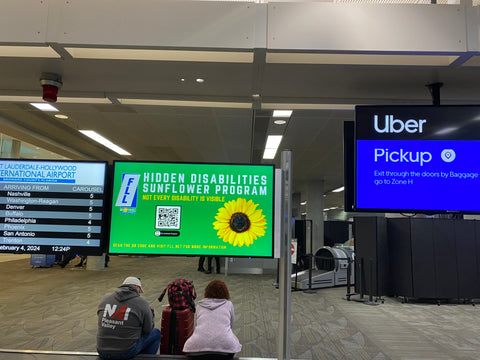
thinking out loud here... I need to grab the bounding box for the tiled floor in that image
[1,255,479,360]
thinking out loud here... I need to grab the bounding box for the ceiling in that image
[1,3,480,213]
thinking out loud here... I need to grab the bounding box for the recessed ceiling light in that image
[30,102,59,111]
[301,201,307,205]
[196,78,205,83]
[274,119,287,125]
[180,78,185,82]
[54,114,69,119]
[332,186,345,193]
[273,110,292,118]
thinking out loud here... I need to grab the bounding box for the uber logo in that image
[374,115,426,134]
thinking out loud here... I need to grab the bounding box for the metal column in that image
[278,150,292,360]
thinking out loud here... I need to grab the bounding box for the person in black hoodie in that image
[97,277,161,359]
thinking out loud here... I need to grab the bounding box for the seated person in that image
[97,276,161,359]
[183,279,242,359]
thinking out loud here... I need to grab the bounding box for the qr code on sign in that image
[155,206,181,229]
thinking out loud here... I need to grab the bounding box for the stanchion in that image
[273,258,279,288]
[291,258,303,292]
[352,257,366,303]
[342,257,355,301]
[303,253,316,294]
[365,258,379,306]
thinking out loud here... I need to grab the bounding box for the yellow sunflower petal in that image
[216,207,231,220]
[244,200,257,215]
[213,198,267,248]
[236,232,246,247]
[224,200,236,215]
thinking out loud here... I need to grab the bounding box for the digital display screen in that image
[355,105,480,213]
[109,161,275,257]
[0,160,107,254]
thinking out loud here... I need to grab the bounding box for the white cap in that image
[122,276,144,293]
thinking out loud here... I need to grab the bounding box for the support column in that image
[11,139,21,158]
[278,150,292,360]
[305,181,324,252]
[86,254,106,270]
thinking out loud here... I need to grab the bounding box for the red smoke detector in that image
[40,76,63,103]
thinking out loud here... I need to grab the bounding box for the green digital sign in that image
[109,161,275,257]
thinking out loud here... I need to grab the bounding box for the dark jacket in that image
[97,284,155,355]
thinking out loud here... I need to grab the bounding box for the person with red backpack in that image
[158,278,197,355]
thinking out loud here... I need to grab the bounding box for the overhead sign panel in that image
[355,105,480,213]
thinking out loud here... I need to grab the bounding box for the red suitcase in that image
[160,306,194,355]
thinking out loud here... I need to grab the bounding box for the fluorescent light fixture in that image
[64,48,254,63]
[263,135,283,160]
[54,114,69,119]
[300,201,307,205]
[0,46,60,58]
[79,130,131,156]
[30,103,59,111]
[332,186,345,193]
[118,98,251,109]
[273,110,292,118]
[263,148,277,160]
[265,135,283,148]
[274,119,287,125]
[266,53,458,66]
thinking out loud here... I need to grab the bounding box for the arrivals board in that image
[0,160,107,255]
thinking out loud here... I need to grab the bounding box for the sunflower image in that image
[213,198,267,247]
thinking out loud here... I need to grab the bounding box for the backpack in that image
[158,278,197,312]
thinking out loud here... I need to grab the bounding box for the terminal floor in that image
[1,255,480,360]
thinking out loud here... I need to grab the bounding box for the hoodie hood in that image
[198,298,227,310]
[113,284,140,302]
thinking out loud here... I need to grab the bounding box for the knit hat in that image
[122,276,144,293]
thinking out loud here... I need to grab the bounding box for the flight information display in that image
[0,160,107,255]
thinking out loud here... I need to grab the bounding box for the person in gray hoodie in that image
[97,276,161,359]
[183,279,242,360]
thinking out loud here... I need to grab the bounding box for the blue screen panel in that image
[356,139,480,212]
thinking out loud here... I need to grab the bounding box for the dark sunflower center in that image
[229,212,251,233]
